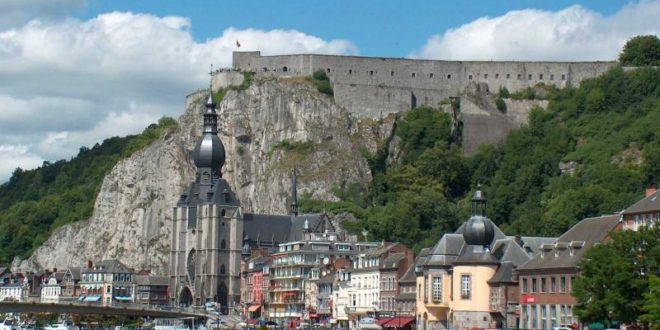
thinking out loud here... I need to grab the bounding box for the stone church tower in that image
[169,85,244,310]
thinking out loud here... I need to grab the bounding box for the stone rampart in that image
[227,51,616,118]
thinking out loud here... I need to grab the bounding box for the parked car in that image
[0,318,19,330]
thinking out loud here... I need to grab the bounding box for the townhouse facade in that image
[80,260,135,306]
[622,188,659,231]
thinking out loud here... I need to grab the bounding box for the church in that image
[168,84,336,311]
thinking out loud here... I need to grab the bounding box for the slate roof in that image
[398,264,416,284]
[623,189,660,215]
[243,213,327,244]
[425,234,464,267]
[454,245,500,265]
[365,242,400,257]
[89,260,132,274]
[380,253,406,270]
[491,238,533,267]
[136,275,169,286]
[67,268,82,281]
[517,214,621,271]
[395,292,416,301]
[318,273,335,284]
[488,261,515,284]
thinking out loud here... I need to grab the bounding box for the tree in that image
[573,227,660,327]
[619,35,660,66]
[640,275,660,330]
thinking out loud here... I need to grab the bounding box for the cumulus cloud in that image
[411,2,660,61]
[0,12,358,182]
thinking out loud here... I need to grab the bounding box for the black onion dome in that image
[463,215,495,246]
[192,91,226,176]
[463,185,494,246]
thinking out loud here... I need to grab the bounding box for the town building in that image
[80,260,135,306]
[41,271,64,303]
[135,275,169,306]
[416,187,554,330]
[395,249,427,318]
[60,268,82,302]
[346,242,413,329]
[516,215,621,330]
[622,188,659,231]
[241,255,270,319]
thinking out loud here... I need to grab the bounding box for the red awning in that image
[383,317,415,328]
[248,305,261,312]
[377,318,394,326]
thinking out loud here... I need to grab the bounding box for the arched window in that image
[348,69,352,75]
[221,209,226,217]
[221,240,226,249]
[220,265,226,274]
[411,72,416,78]
[326,68,331,73]
[282,66,288,72]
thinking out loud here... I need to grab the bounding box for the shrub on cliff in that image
[619,35,660,66]
[312,69,333,96]
[495,97,507,113]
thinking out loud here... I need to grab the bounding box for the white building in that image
[41,276,62,303]
[0,283,25,302]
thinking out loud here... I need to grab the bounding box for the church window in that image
[282,66,288,72]
[221,265,226,274]
[221,240,226,249]
[461,274,471,299]
[187,249,197,282]
[221,209,226,217]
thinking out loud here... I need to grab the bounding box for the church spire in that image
[290,168,299,216]
[192,65,226,182]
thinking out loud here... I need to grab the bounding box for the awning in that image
[246,319,259,325]
[84,296,101,302]
[114,296,132,301]
[382,317,415,328]
[377,318,394,326]
[78,296,86,301]
[248,305,261,312]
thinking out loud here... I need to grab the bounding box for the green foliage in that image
[640,275,660,330]
[395,106,453,164]
[311,69,334,96]
[0,117,178,263]
[573,227,660,326]
[510,86,537,100]
[498,86,510,98]
[495,97,507,113]
[268,139,314,157]
[213,71,255,103]
[619,35,660,66]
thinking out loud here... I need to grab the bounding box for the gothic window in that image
[220,264,226,275]
[187,249,197,283]
[221,209,226,217]
[221,240,226,249]
[562,74,566,80]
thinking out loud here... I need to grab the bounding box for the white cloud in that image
[411,2,660,61]
[0,12,358,182]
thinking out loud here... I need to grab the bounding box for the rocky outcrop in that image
[16,76,375,274]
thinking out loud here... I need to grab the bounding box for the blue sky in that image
[0,0,658,183]
[80,0,627,57]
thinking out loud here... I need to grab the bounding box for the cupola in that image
[462,185,495,247]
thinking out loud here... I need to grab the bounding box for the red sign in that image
[521,295,536,303]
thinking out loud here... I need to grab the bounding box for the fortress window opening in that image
[528,74,533,80]
[539,74,544,80]
[562,74,566,80]
[411,72,416,78]
[550,74,555,80]
[391,70,394,76]
[506,73,510,79]
[348,69,352,75]
[517,74,522,79]
[447,74,451,79]
[429,73,434,78]
[326,68,331,73]
[484,74,488,79]
[370,70,374,76]
[495,73,499,79]
[282,66,287,72]
[468,75,473,80]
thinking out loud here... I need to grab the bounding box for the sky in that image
[0,0,658,183]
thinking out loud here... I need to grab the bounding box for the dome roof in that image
[463,215,495,246]
[192,91,225,176]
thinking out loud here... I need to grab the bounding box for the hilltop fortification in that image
[215,52,616,153]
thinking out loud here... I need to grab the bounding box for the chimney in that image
[646,187,657,198]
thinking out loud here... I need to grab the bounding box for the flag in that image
[236,40,241,48]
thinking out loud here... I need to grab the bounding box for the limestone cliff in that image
[15,77,374,274]
[13,75,544,274]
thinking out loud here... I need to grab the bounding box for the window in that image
[348,69,352,75]
[506,73,510,79]
[551,305,557,327]
[391,70,395,76]
[221,240,226,249]
[418,284,421,299]
[411,72,416,78]
[550,74,555,80]
[541,277,547,293]
[370,70,374,76]
[539,74,544,80]
[432,277,442,302]
[461,274,471,299]
[282,66,288,72]
[560,276,567,292]
[522,278,528,293]
[468,75,473,80]
[517,74,522,79]
[327,68,331,73]
[447,74,451,79]
[532,305,538,329]
[221,265,226,275]
[551,277,556,293]
[562,74,566,80]
[495,73,499,79]
[429,73,434,78]
[106,286,111,293]
[528,74,533,80]
[531,278,537,293]
[570,275,576,293]
[541,305,547,329]
[484,74,488,79]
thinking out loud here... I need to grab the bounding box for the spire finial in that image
[209,64,214,91]
[290,168,299,216]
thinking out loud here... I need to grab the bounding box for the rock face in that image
[16,75,544,274]
[18,77,375,274]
